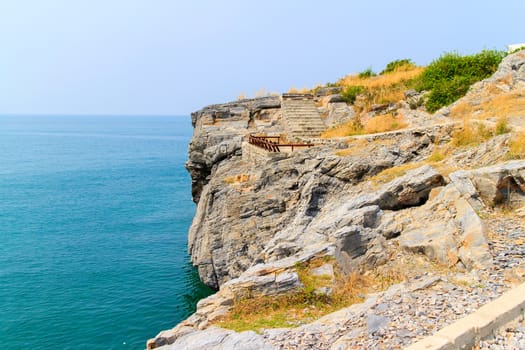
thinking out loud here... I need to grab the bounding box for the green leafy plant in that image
[495,117,510,135]
[380,59,415,74]
[341,85,365,104]
[415,50,506,112]
[358,67,376,78]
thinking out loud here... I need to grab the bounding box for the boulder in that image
[155,327,275,350]
[450,160,525,208]
[399,182,493,269]
[324,102,355,128]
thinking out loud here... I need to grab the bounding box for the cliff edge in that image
[148,50,525,349]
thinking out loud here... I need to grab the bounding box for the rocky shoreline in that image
[147,51,525,349]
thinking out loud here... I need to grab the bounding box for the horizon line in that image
[0,113,191,117]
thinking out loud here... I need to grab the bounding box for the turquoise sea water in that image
[0,115,214,350]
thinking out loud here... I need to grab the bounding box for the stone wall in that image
[241,142,288,164]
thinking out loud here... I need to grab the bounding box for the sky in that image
[0,0,524,116]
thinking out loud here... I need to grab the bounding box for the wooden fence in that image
[248,135,314,152]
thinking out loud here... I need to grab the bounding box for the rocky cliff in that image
[148,51,525,349]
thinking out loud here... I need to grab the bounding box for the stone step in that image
[281,96,326,139]
[284,109,320,113]
[285,113,320,116]
[289,128,325,132]
[285,117,325,122]
[286,127,324,133]
[287,122,324,127]
[284,116,324,121]
[289,125,325,129]
[289,125,325,130]
[287,120,325,124]
[289,128,325,131]
[287,122,325,126]
[288,118,324,121]
[284,112,320,116]
[289,128,325,133]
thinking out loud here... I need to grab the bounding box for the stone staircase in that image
[281,93,326,140]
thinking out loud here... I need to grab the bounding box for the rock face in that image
[188,124,453,289]
[186,96,282,202]
[148,51,525,349]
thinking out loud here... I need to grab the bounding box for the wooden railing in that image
[248,135,314,153]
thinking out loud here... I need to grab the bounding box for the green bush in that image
[416,50,506,112]
[510,46,525,54]
[380,59,415,74]
[358,68,376,79]
[341,85,365,104]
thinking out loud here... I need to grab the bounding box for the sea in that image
[0,115,214,350]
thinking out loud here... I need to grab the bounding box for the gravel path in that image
[263,214,525,350]
[478,317,525,350]
[477,216,525,350]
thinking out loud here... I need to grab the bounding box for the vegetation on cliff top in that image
[416,50,506,112]
[338,61,423,109]
[318,49,510,139]
[336,50,506,114]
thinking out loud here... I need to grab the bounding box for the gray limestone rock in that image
[311,263,335,279]
[399,180,493,269]
[324,102,355,128]
[157,327,276,350]
[449,160,525,209]
[366,314,390,334]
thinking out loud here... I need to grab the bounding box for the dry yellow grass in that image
[216,257,404,333]
[321,118,364,138]
[217,238,467,334]
[508,132,525,159]
[338,67,423,90]
[364,113,408,134]
[368,162,425,186]
[335,144,366,157]
[427,146,446,162]
[338,66,424,110]
[334,139,397,157]
[368,153,459,186]
[288,86,311,94]
[451,119,494,147]
[321,113,408,138]
[450,90,525,120]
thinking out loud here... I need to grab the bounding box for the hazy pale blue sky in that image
[0,0,524,115]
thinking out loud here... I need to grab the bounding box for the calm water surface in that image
[0,115,213,350]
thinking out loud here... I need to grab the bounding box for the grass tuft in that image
[321,113,407,138]
[451,120,494,147]
[364,113,408,134]
[368,162,424,186]
[508,132,525,159]
[427,147,446,162]
[450,91,525,121]
[495,117,511,135]
[216,258,403,333]
[338,66,424,110]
